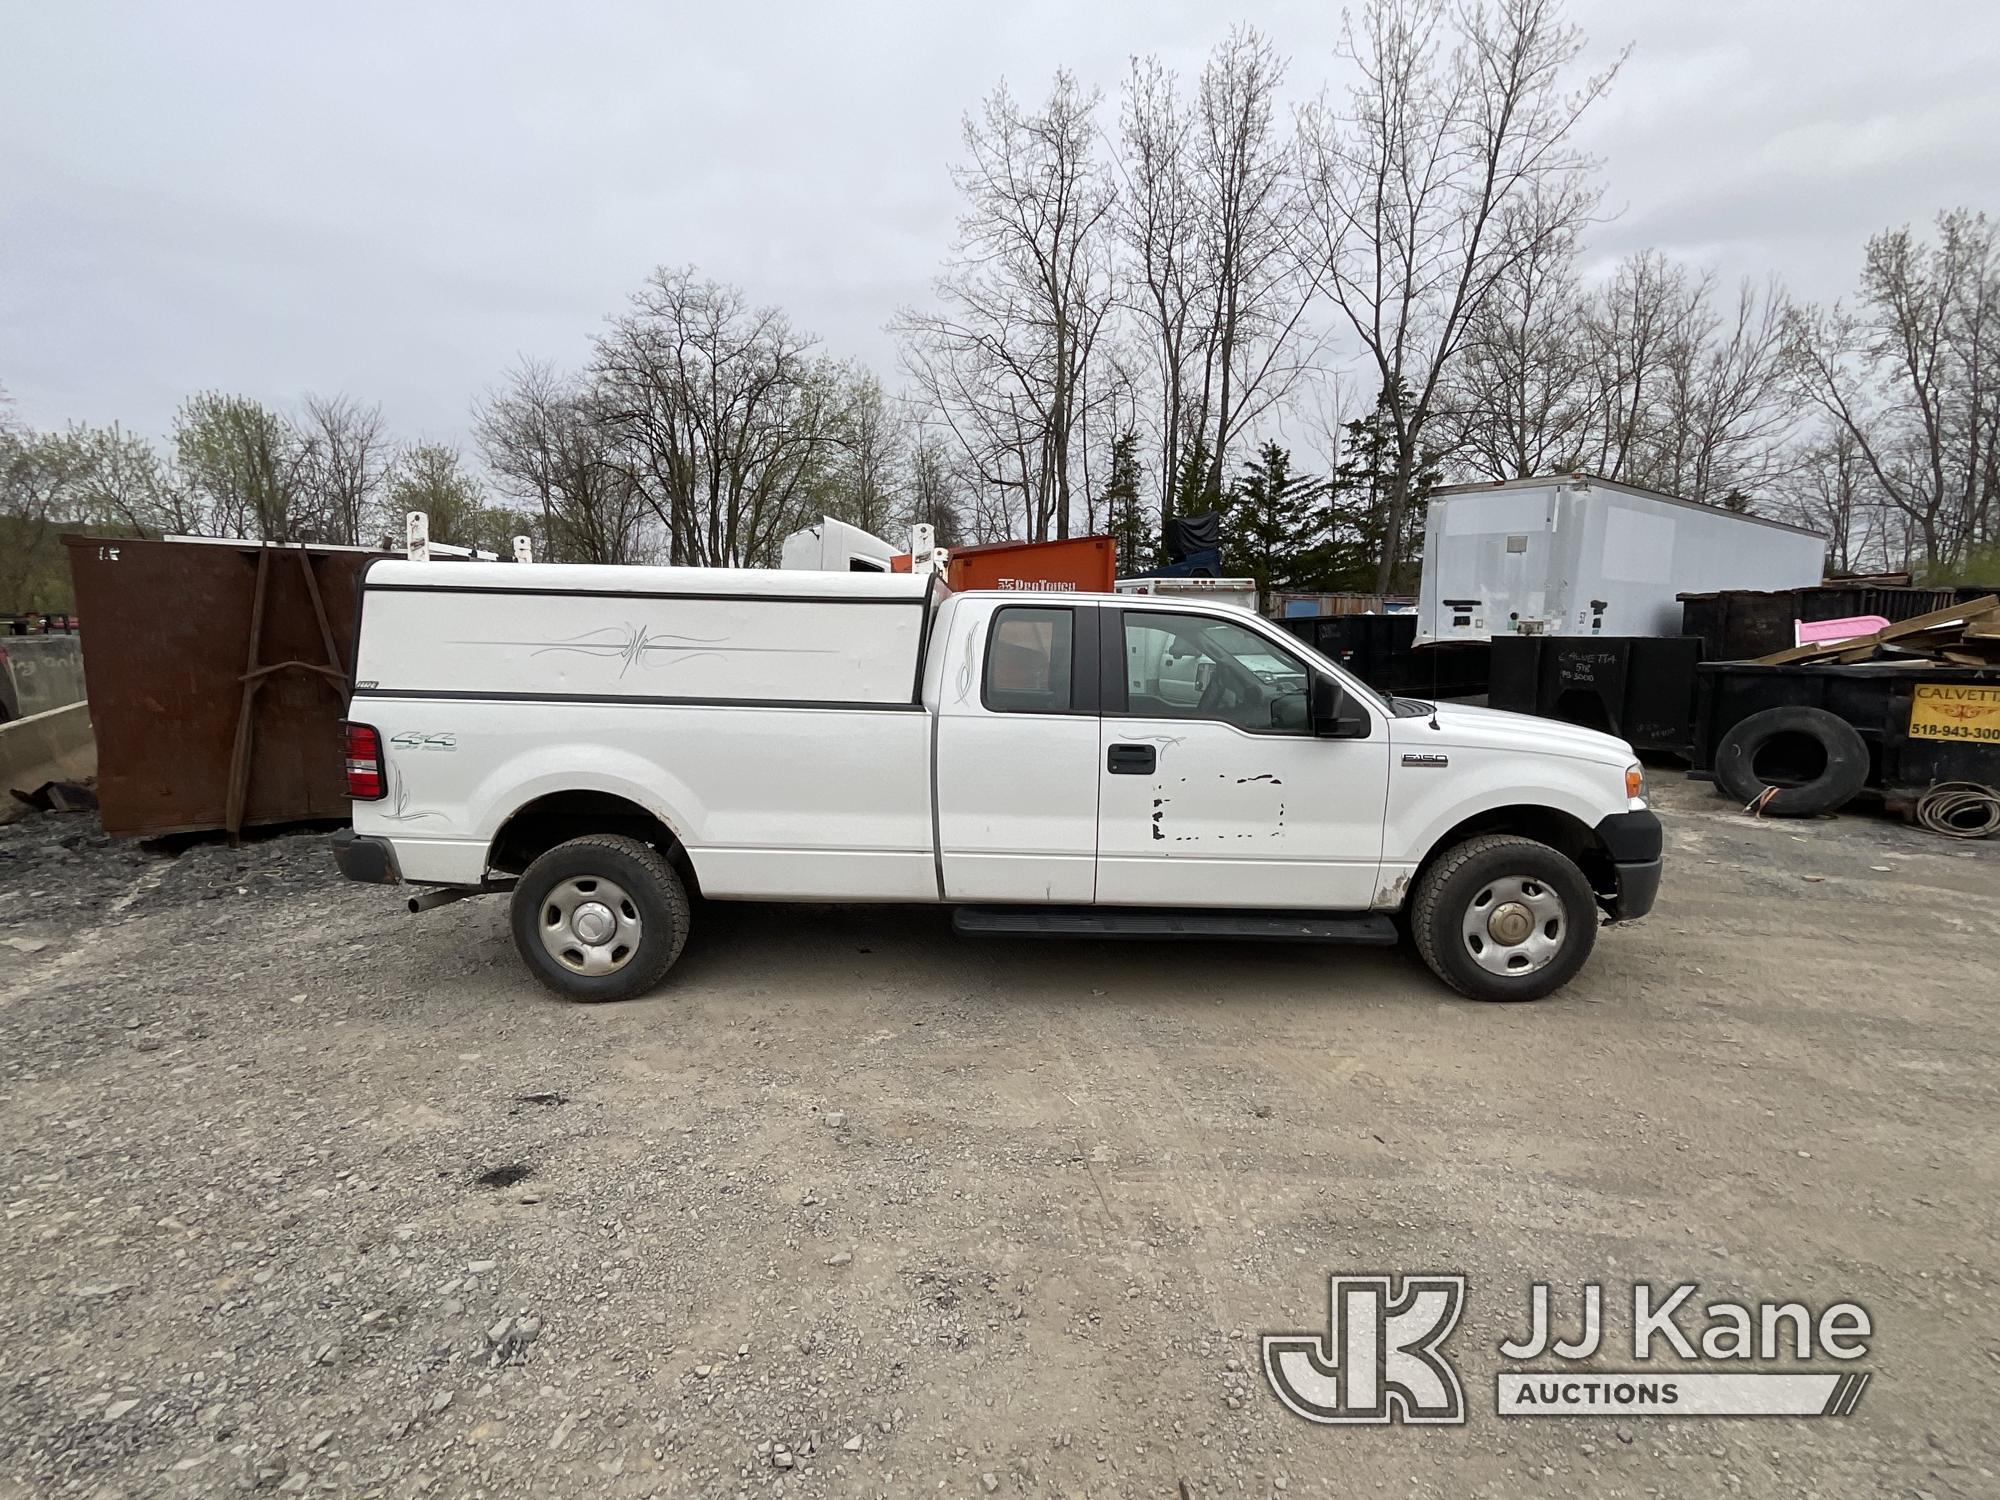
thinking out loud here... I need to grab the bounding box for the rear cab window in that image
[982,605,1077,714]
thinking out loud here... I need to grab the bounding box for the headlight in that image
[1625,763,1649,803]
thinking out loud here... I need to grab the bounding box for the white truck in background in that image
[1417,475,1828,644]
[336,560,1661,1003]
[777,516,900,573]
[1114,575,1261,614]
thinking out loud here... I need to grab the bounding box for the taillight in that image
[342,721,385,800]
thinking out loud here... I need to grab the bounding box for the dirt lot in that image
[2,776,1996,1499]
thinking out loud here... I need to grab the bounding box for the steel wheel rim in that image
[1461,875,1567,977]
[539,875,642,977]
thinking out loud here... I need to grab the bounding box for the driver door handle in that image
[1107,743,1156,775]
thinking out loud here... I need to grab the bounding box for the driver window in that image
[1121,613,1311,733]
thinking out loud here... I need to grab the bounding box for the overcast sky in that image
[4,0,1997,453]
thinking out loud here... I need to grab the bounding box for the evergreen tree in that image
[1330,382,1441,594]
[1223,441,1336,607]
[1099,431,1151,575]
[1171,434,1221,524]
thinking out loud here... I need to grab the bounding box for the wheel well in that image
[1414,805,1614,902]
[487,791,700,895]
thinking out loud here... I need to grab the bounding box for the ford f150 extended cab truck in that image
[334,560,1660,1003]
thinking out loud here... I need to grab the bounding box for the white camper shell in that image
[1416,476,1828,644]
[339,559,1664,1005]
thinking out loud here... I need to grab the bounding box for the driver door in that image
[1095,609,1390,909]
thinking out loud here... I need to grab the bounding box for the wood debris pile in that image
[1754,595,2000,667]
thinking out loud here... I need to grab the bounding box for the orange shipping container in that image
[893,535,1115,593]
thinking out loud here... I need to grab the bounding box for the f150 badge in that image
[389,732,457,751]
[1402,753,1449,768]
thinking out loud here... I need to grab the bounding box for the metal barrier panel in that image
[61,535,381,838]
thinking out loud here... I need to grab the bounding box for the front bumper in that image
[1595,809,1662,921]
[333,829,401,885]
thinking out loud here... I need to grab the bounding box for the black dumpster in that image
[1692,660,2000,795]
[1487,635,1704,755]
[1278,613,1489,697]
[1677,585,2000,661]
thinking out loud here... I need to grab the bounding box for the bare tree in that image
[1789,210,2000,569]
[1187,28,1320,501]
[1299,0,1620,589]
[1649,274,1796,505]
[1115,54,1203,520]
[1434,195,1591,479]
[299,393,389,545]
[1116,31,1321,524]
[1441,237,1799,509]
[1576,250,1699,483]
[595,267,848,566]
[1778,427,1880,573]
[896,72,1117,540]
[475,360,650,563]
[901,432,966,546]
[827,371,904,540]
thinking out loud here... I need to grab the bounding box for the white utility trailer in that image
[778,516,901,573]
[1415,476,1827,644]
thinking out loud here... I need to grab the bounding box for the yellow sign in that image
[1909,682,2000,742]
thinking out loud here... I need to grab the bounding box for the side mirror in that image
[1311,675,1371,739]
[1269,690,1309,731]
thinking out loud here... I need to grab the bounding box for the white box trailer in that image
[1415,476,1827,644]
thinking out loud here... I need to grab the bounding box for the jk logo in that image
[1263,1274,1467,1425]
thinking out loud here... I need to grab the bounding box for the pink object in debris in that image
[1796,614,1891,645]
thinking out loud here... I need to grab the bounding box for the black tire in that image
[1409,835,1598,1002]
[1713,706,1868,817]
[509,834,690,1003]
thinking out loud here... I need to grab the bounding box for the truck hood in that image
[1387,699,1635,767]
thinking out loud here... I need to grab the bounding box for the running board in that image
[951,906,1399,945]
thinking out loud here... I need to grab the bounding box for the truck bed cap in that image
[363,560,933,602]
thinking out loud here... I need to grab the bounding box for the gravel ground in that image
[1,777,1996,1499]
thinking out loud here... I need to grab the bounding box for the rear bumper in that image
[1596,809,1662,921]
[333,829,401,885]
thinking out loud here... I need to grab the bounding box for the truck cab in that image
[336,563,1660,1004]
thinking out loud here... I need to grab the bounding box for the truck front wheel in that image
[510,834,690,1002]
[1409,835,1597,1001]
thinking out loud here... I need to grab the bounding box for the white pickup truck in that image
[335,561,1659,1002]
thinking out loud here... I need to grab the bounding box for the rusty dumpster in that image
[62,535,385,838]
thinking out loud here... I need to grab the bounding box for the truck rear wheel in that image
[1409,835,1597,1001]
[510,834,690,1002]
